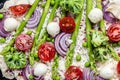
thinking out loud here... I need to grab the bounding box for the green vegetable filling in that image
[91,30,109,47]
[60,0,84,15]
[4,51,26,69]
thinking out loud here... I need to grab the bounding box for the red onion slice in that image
[59,33,71,51]
[55,33,66,56]
[22,65,33,80]
[26,9,41,28]
[55,32,71,57]
[34,76,44,80]
[0,15,9,37]
[102,0,117,23]
[83,68,105,80]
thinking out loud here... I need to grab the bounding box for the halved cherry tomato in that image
[38,42,56,61]
[117,61,120,74]
[64,66,83,80]
[107,23,120,42]
[59,17,76,33]
[15,34,33,51]
[9,4,31,16]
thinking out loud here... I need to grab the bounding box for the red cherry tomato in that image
[117,61,120,74]
[9,4,31,16]
[107,23,120,42]
[59,17,76,33]
[38,42,56,61]
[64,66,83,80]
[15,34,33,51]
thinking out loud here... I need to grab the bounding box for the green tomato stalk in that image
[65,0,84,69]
[86,0,96,70]
[0,0,40,56]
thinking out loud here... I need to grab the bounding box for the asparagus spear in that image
[96,0,106,35]
[65,0,84,69]
[0,0,40,55]
[86,0,96,70]
[29,0,52,65]
[47,1,61,79]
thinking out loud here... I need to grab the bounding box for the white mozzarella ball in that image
[4,18,18,32]
[47,22,60,37]
[88,8,103,23]
[99,66,114,79]
[33,63,47,77]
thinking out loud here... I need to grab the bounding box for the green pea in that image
[76,54,81,61]
[118,41,120,46]
[41,3,46,8]
[52,39,54,42]
[85,61,90,67]
[10,47,15,52]
[112,43,118,47]
[26,30,32,35]
[0,14,4,19]
[46,37,51,41]
[29,74,34,80]
[0,38,6,43]
[50,0,55,6]
[82,42,87,47]
[55,76,60,80]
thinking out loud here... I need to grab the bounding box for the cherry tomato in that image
[117,61,120,74]
[38,42,56,61]
[64,66,83,80]
[59,17,76,33]
[9,4,31,16]
[107,23,120,42]
[15,34,33,51]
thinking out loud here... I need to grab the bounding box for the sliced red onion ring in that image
[83,68,105,80]
[22,65,44,80]
[55,32,71,57]
[59,33,71,51]
[0,19,9,37]
[22,65,33,80]
[102,0,117,23]
[34,76,44,80]
[26,9,41,28]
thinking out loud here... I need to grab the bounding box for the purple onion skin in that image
[26,9,41,28]
[102,0,117,23]
[22,65,44,80]
[82,68,106,80]
[0,16,9,37]
[54,32,71,57]
[34,76,44,80]
[55,33,66,57]
[22,65,33,80]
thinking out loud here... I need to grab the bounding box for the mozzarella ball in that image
[99,66,114,79]
[33,63,47,77]
[47,22,60,37]
[4,18,18,32]
[88,8,103,23]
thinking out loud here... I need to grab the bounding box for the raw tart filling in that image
[0,0,120,80]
